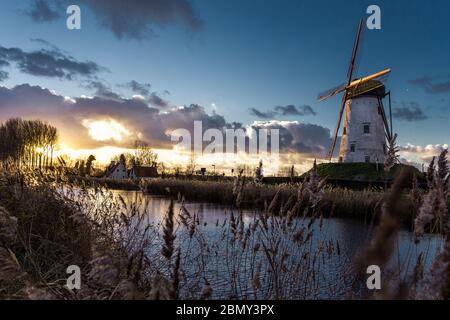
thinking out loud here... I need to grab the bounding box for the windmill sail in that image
[317,82,346,102]
[326,18,364,161]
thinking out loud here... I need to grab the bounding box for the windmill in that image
[318,19,394,164]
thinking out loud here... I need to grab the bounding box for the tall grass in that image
[142,178,416,224]
[0,149,448,300]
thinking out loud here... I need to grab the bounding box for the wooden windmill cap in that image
[347,79,385,99]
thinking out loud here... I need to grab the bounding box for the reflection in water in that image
[111,190,443,299]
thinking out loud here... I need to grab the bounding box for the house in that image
[128,165,158,180]
[105,160,128,179]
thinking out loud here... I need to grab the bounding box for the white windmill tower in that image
[318,19,394,164]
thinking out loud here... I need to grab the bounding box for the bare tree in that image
[186,152,196,175]
[134,140,159,167]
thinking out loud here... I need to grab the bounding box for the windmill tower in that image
[318,19,394,164]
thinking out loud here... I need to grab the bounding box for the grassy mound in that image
[302,163,422,182]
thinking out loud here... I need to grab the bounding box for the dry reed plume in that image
[0,149,448,300]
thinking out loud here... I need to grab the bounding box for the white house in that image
[105,160,128,179]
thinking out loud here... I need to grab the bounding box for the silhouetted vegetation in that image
[0,150,448,299]
[1,116,448,300]
[0,118,58,170]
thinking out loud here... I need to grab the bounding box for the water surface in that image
[112,190,443,299]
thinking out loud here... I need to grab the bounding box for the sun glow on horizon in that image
[55,142,316,176]
[82,119,131,142]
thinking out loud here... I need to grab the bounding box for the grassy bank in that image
[0,171,161,299]
[0,156,448,299]
[142,178,414,224]
[0,172,92,298]
[67,175,141,191]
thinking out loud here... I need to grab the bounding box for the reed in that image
[0,149,448,300]
[142,177,416,224]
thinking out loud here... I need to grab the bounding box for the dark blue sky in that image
[0,0,449,164]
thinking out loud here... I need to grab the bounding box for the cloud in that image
[77,0,204,40]
[119,80,152,97]
[2,85,442,169]
[392,102,428,122]
[0,71,8,82]
[399,143,449,163]
[25,0,60,22]
[409,75,450,94]
[161,104,228,133]
[0,84,334,158]
[250,120,333,156]
[148,92,169,108]
[274,105,317,116]
[249,108,276,119]
[87,79,171,108]
[29,38,62,52]
[81,80,122,100]
[0,45,103,80]
[249,104,317,119]
[117,81,170,107]
[29,38,54,46]
[0,84,156,149]
[0,84,227,150]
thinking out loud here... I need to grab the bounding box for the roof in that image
[347,80,386,99]
[105,161,126,177]
[105,162,120,177]
[131,165,158,178]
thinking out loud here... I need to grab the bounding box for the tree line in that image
[111,140,159,169]
[0,118,58,169]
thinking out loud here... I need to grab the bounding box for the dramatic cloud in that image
[249,105,317,119]
[0,84,157,149]
[25,0,60,22]
[78,0,204,40]
[392,102,428,122]
[0,45,103,80]
[161,104,231,136]
[0,84,333,158]
[250,120,332,156]
[274,105,317,116]
[249,108,276,119]
[0,84,227,150]
[409,75,450,94]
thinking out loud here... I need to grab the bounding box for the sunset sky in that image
[0,0,449,173]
